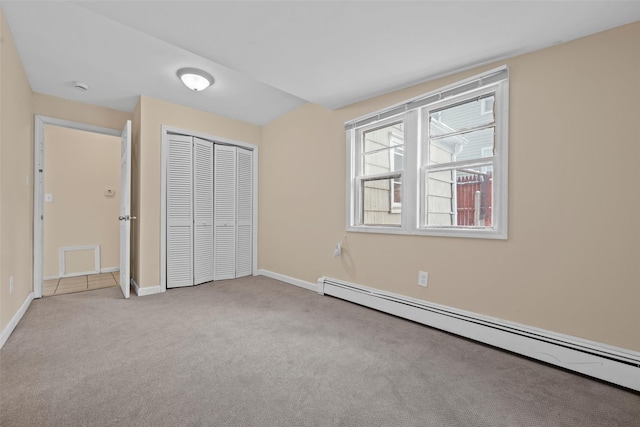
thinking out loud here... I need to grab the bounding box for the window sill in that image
[346,225,508,240]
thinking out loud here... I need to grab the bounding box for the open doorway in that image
[33,116,132,299]
[41,125,121,297]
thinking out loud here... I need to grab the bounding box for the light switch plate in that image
[45,193,53,202]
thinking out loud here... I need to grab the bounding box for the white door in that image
[119,120,132,299]
[193,138,214,284]
[167,135,194,288]
[214,145,237,280]
[236,148,253,277]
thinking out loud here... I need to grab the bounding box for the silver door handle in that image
[119,215,137,221]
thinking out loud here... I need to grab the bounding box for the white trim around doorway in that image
[33,115,120,298]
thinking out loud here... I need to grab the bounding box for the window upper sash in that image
[345,66,508,131]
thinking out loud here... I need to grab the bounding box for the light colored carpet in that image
[1,276,638,426]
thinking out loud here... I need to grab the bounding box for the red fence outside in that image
[456,172,492,226]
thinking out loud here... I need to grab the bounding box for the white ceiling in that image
[2,1,640,125]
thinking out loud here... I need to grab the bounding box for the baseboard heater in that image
[316,276,640,392]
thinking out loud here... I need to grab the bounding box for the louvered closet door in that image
[214,145,237,280]
[193,138,214,284]
[167,135,193,288]
[236,148,253,277]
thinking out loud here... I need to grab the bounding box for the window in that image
[346,67,509,239]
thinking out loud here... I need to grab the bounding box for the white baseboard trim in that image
[258,269,317,292]
[131,278,162,296]
[100,266,119,273]
[0,292,34,350]
[317,276,640,392]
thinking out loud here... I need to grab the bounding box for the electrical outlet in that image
[333,242,342,258]
[9,276,14,293]
[418,271,428,288]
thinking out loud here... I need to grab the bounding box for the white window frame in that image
[346,66,509,239]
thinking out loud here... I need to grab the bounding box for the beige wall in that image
[260,22,640,351]
[43,126,120,278]
[33,94,131,131]
[0,9,34,332]
[0,8,131,332]
[135,96,261,288]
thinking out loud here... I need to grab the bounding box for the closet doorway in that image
[161,127,257,291]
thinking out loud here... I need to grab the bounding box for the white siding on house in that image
[362,122,403,226]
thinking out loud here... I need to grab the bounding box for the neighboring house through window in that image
[359,120,404,226]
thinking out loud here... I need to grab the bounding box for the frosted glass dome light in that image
[177,67,214,91]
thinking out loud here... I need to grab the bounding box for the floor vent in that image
[317,276,640,392]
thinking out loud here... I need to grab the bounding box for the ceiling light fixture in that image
[177,67,214,91]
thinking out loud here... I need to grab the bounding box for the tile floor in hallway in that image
[43,272,120,297]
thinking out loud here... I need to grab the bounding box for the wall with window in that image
[346,73,507,237]
[260,22,640,351]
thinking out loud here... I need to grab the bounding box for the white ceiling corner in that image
[2,1,640,125]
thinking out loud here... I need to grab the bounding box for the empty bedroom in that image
[0,2,638,426]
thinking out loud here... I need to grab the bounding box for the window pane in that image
[426,165,492,227]
[426,169,455,226]
[429,127,494,165]
[362,177,402,226]
[430,95,494,137]
[363,146,403,175]
[363,121,404,153]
